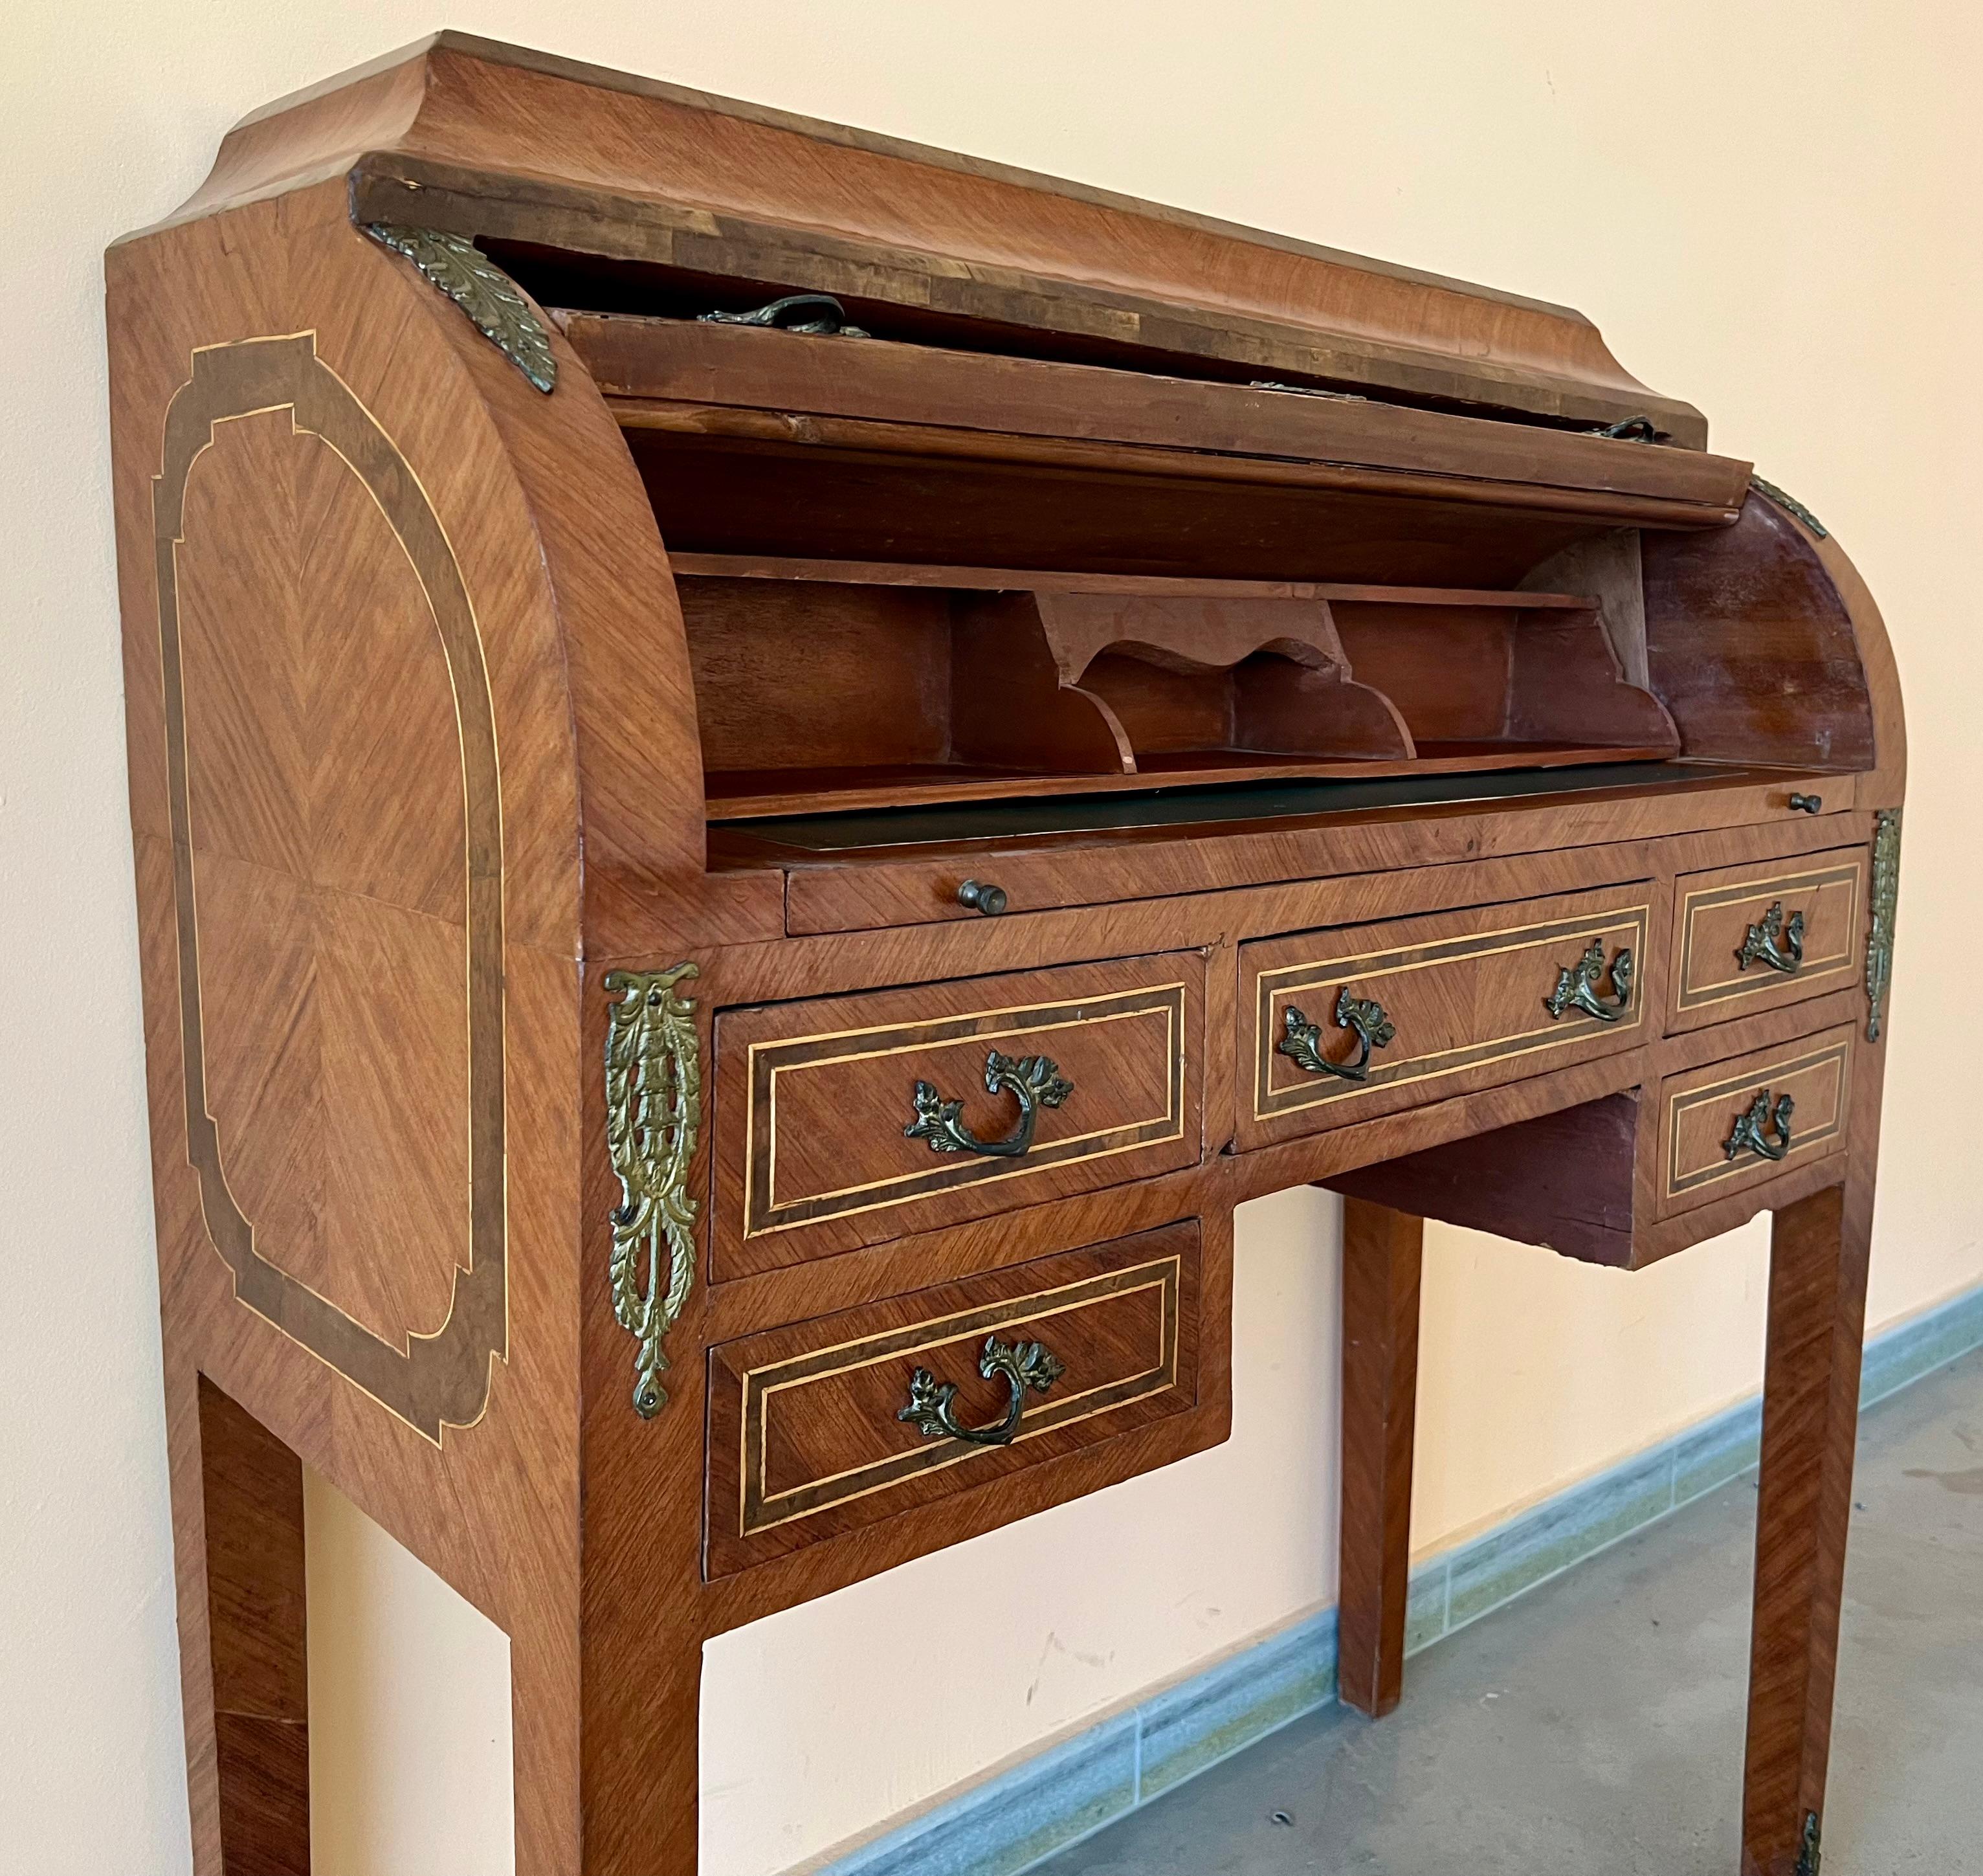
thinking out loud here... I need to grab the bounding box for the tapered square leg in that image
[1740,1181,1868,1876]
[1337,1198,1424,1719]
[197,1376,311,1875]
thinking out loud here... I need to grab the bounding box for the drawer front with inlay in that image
[712,953,1203,1278]
[1238,884,1656,1149]
[705,1222,1201,1578]
[1656,1023,1854,1217]
[1667,847,1867,1035]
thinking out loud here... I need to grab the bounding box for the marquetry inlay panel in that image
[153,333,505,1440]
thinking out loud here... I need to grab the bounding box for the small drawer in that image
[711,953,1203,1278]
[1667,847,1867,1034]
[705,1221,1202,1577]
[1238,884,1656,1149]
[1655,1023,1854,1217]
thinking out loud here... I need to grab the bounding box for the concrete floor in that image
[1039,1345,1983,1875]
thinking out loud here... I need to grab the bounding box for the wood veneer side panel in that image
[107,187,589,1876]
[458,276,781,955]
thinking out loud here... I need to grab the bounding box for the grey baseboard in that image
[807,1277,1983,1876]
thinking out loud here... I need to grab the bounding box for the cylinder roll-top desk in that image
[107,34,1903,1876]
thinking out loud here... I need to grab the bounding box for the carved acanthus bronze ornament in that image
[1724,1089,1795,1165]
[898,1335,1065,1447]
[905,1051,1072,1157]
[1736,902,1805,975]
[1544,940,1635,1023]
[604,965,702,1418]
[1278,988,1396,1083]
[363,223,558,392]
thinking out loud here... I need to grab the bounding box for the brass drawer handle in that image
[1278,987,1396,1084]
[1545,940,1635,1023]
[899,1335,1065,1447]
[1725,1089,1796,1163]
[1736,901,1805,975]
[905,1050,1072,1157]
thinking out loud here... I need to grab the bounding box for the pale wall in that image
[3,5,1978,1875]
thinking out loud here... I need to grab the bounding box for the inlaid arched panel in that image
[153,333,505,1440]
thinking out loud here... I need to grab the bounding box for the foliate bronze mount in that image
[1797,1811,1822,1876]
[604,965,703,1418]
[1724,1089,1795,1164]
[1750,474,1830,539]
[1867,807,1901,1041]
[1278,988,1396,1083]
[363,223,558,392]
[1736,901,1804,975]
[898,1335,1065,1447]
[905,1051,1072,1157]
[1544,940,1635,1023]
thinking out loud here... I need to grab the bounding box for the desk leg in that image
[1337,1198,1424,1719]
[194,1375,311,1875]
[1740,1180,1869,1876]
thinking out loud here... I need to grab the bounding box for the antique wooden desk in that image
[107,36,1904,1876]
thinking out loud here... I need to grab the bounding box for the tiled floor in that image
[1037,1344,1983,1874]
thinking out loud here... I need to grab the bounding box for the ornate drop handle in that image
[1277,987,1396,1084]
[899,1335,1065,1447]
[905,1050,1072,1157]
[1545,940,1635,1023]
[698,291,868,336]
[1724,1089,1795,1163]
[1736,901,1805,975]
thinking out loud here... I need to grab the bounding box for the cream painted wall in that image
[3,5,1979,1874]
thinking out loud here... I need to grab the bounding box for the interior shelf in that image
[672,555,1681,818]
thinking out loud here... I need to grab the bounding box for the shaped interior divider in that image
[670,556,1681,817]
[1025,591,1414,766]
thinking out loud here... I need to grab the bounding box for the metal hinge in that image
[1795,1810,1822,1876]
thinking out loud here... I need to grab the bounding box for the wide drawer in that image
[1655,1023,1854,1217]
[705,1221,1201,1577]
[711,952,1203,1278]
[1667,847,1867,1034]
[1238,883,1656,1148]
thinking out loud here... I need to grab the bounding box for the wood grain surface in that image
[1337,1200,1423,1719]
